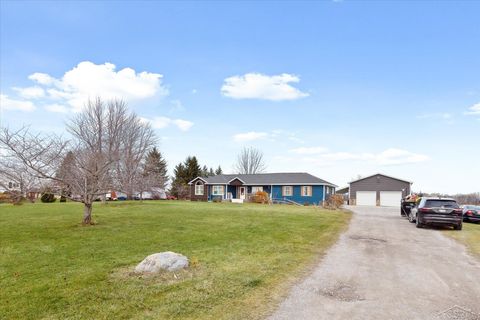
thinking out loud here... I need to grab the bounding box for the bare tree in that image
[0,98,157,224]
[234,147,267,174]
[0,152,42,203]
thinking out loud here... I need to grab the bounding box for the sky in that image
[1,1,479,194]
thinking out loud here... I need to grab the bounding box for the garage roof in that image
[349,173,412,184]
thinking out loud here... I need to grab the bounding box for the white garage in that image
[380,191,402,207]
[356,191,377,206]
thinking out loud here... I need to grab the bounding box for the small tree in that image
[234,147,266,174]
[0,98,157,225]
[143,147,168,189]
[215,165,223,175]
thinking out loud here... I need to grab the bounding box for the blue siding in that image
[227,185,237,199]
[271,185,325,205]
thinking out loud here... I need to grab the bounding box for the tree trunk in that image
[83,203,93,225]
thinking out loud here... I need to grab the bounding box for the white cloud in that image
[0,94,36,112]
[172,119,194,131]
[375,148,429,165]
[290,146,328,154]
[28,73,56,85]
[22,61,168,112]
[13,86,45,99]
[466,102,480,115]
[45,104,69,114]
[221,73,309,101]
[287,147,429,167]
[142,116,193,131]
[233,131,269,142]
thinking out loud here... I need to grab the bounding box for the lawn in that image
[0,201,350,320]
[444,222,480,257]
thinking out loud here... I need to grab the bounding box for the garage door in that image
[356,191,376,206]
[380,191,402,207]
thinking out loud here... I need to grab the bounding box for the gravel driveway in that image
[268,206,480,320]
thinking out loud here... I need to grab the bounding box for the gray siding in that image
[350,174,410,205]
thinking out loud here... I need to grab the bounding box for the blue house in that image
[188,172,337,205]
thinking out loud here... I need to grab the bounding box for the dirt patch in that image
[436,306,480,320]
[349,234,387,243]
[316,282,365,302]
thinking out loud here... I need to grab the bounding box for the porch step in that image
[231,199,244,204]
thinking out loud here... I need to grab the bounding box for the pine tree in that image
[215,165,223,175]
[208,167,215,176]
[184,156,201,181]
[170,156,202,199]
[201,165,209,177]
[143,147,168,188]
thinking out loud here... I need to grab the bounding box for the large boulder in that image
[134,251,189,273]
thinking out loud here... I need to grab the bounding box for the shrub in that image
[253,191,269,204]
[0,192,11,204]
[212,196,222,203]
[41,192,56,203]
[324,194,344,210]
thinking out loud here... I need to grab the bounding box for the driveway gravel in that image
[268,206,480,320]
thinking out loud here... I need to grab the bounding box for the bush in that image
[212,196,222,203]
[252,191,269,204]
[41,192,56,203]
[0,192,11,204]
[324,194,344,210]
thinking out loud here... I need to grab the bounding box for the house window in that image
[212,185,224,195]
[252,186,263,193]
[301,186,312,197]
[282,186,293,196]
[195,181,204,196]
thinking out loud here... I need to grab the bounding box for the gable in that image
[228,178,244,186]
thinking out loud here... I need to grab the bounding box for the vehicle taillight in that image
[420,208,432,213]
[466,210,473,216]
[454,209,463,215]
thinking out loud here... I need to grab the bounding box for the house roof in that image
[348,173,412,185]
[189,172,337,187]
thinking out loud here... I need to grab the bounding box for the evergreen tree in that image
[170,163,187,198]
[170,156,202,199]
[201,165,209,177]
[184,156,202,181]
[143,147,168,188]
[215,165,223,175]
[208,167,215,176]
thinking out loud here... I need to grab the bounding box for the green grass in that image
[445,222,480,257]
[0,201,350,320]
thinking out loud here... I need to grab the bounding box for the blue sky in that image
[1,1,479,194]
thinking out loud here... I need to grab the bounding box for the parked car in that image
[462,205,480,223]
[409,197,463,230]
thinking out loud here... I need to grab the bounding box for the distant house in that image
[348,173,412,207]
[188,173,337,205]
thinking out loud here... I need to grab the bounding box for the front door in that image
[239,187,246,200]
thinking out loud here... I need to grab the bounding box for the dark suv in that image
[410,197,463,230]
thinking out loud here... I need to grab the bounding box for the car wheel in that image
[416,217,423,228]
[454,223,462,231]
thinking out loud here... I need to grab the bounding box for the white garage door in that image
[380,191,402,207]
[356,191,376,206]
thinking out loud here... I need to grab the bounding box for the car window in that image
[424,200,459,208]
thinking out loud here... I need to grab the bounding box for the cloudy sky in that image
[1,1,479,194]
